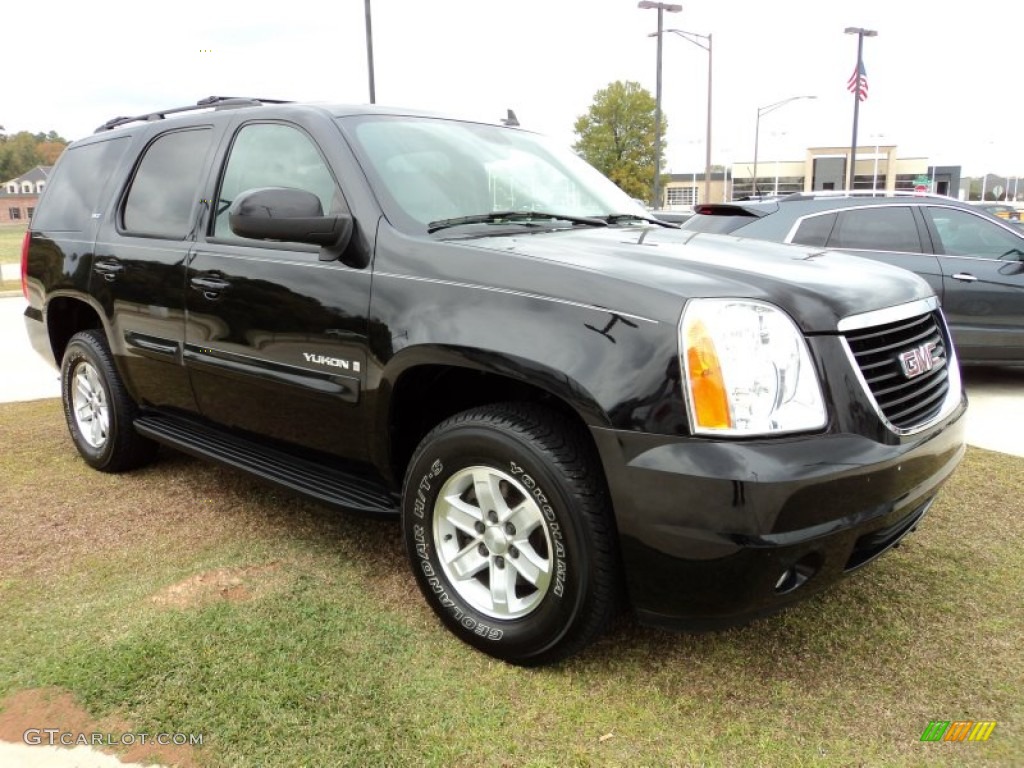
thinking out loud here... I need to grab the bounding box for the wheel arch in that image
[375,347,611,490]
[44,293,108,366]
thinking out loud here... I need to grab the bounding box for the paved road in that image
[960,365,1024,456]
[1,295,1021,457]
[0,743,151,768]
[1,294,61,403]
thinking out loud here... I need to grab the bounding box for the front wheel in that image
[402,403,619,665]
[60,329,157,472]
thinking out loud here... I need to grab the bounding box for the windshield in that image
[338,115,648,234]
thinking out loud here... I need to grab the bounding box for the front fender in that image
[367,225,687,448]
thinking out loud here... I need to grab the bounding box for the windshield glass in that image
[339,115,647,234]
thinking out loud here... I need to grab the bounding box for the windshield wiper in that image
[427,210,608,234]
[604,212,677,227]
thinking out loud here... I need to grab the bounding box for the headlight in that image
[680,299,826,436]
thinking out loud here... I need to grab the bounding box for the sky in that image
[3,0,1021,177]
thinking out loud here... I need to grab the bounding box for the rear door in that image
[790,205,944,299]
[922,205,1024,362]
[184,119,374,460]
[93,125,221,412]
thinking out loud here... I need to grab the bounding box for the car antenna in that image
[501,109,520,127]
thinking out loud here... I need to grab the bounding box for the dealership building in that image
[662,145,973,209]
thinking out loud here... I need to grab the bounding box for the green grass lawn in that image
[0,221,26,265]
[1,399,1020,767]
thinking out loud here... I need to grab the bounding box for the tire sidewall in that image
[403,423,591,662]
[61,336,116,470]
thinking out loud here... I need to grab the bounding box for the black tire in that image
[60,329,157,473]
[402,403,619,665]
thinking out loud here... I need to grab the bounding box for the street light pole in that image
[870,133,885,191]
[364,0,376,104]
[662,29,713,205]
[639,2,682,209]
[753,109,762,197]
[844,27,877,190]
[752,96,816,197]
[705,32,713,204]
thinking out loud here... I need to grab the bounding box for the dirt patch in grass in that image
[0,687,198,767]
[149,562,283,609]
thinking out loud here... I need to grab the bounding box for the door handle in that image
[951,273,978,282]
[190,276,230,290]
[189,275,231,299]
[93,259,124,282]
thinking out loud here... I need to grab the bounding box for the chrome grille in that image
[843,310,950,430]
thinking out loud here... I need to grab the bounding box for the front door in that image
[792,205,944,298]
[924,206,1024,362]
[184,121,373,460]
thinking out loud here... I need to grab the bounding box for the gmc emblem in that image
[898,341,939,379]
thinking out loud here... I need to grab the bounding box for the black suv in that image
[681,193,1024,364]
[23,98,966,664]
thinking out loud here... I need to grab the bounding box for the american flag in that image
[847,60,869,101]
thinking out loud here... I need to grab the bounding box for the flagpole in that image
[844,27,877,191]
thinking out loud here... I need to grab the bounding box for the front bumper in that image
[591,399,967,629]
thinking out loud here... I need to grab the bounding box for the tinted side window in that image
[927,207,1024,259]
[828,207,921,252]
[123,128,213,239]
[214,123,340,240]
[31,137,130,231]
[791,212,837,246]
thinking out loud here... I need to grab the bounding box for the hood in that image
[464,226,934,333]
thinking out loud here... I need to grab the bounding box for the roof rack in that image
[783,189,954,201]
[94,96,291,133]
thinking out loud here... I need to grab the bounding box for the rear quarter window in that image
[31,137,130,232]
[791,212,837,246]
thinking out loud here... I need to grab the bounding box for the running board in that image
[134,412,399,516]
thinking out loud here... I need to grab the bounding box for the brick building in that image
[1,166,52,224]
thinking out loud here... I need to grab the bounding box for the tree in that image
[573,81,666,202]
[36,141,66,165]
[0,130,68,180]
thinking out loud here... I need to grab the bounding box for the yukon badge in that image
[897,341,939,379]
[303,352,360,373]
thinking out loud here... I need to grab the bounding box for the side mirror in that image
[998,250,1024,275]
[228,187,353,252]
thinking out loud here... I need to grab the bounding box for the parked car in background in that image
[681,193,1024,365]
[651,209,691,225]
[974,202,1022,226]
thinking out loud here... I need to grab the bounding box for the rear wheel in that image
[61,329,157,472]
[402,403,619,665]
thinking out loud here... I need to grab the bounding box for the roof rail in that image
[782,189,955,201]
[94,96,291,133]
